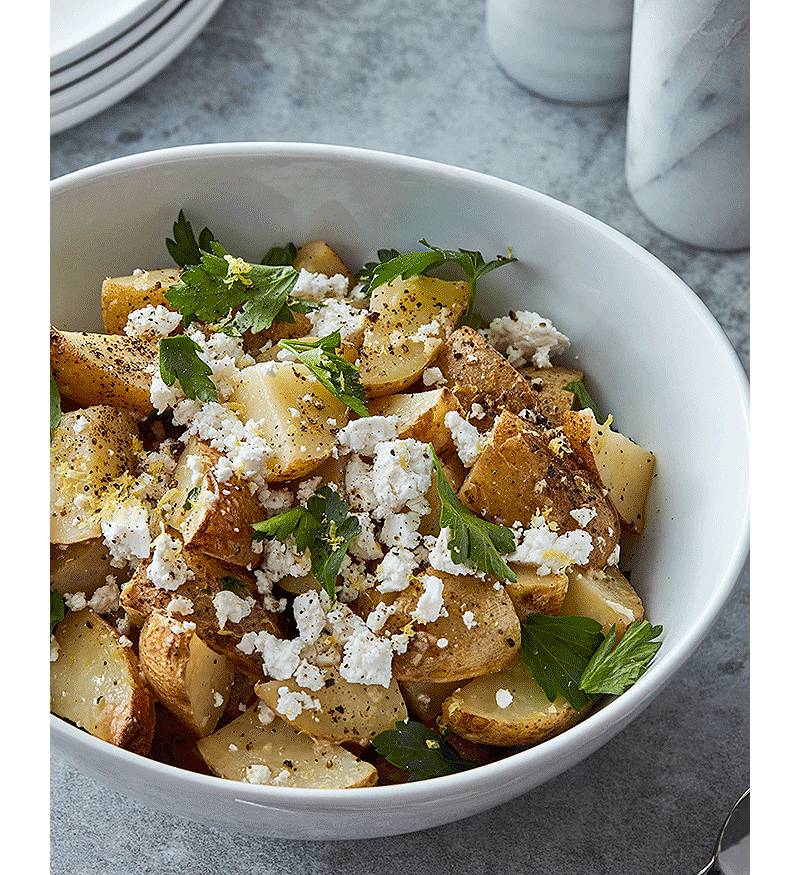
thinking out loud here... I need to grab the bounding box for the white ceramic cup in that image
[486,0,634,104]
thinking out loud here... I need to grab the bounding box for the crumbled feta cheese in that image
[294,659,325,691]
[411,574,447,624]
[422,367,445,387]
[338,415,399,456]
[469,402,486,421]
[72,415,89,434]
[275,686,321,720]
[375,546,417,593]
[339,624,395,687]
[436,638,449,648]
[292,269,349,301]
[212,589,254,629]
[444,410,484,467]
[350,513,383,561]
[245,764,273,784]
[509,516,593,574]
[258,538,312,585]
[256,485,295,514]
[366,601,395,633]
[295,476,321,505]
[101,503,151,568]
[372,439,432,517]
[50,635,59,662]
[257,701,276,724]
[124,304,182,338]
[131,268,151,290]
[271,768,291,786]
[462,610,477,630]
[607,544,621,567]
[165,595,194,617]
[485,310,569,368]
[214,455,234,483]
[293,590,325,644]
[213,691,224,708]
[238,631,303,680]
[86,581,120,614]
[63,592,88,612]
[379,511,423,550]
[495,688,513,709]
[308,299,367,342]
[345,456,379,512]
[569,507,597,528]
[118,635,134,648]
[146,532,194,591]
[229,743,239,751]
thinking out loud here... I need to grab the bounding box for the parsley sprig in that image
[166,210,218,268]
[158,336,218,402]
[50,373,61,431]
[430,446,517,581]
[363,240,517,326]
[520,615,663,709]
[219,576,249,595]
[261,242,297,266]
[355,248,401,290]
[278,332,369,417]
[252,486,361,602]
[373,720,474,780]
[50,589,66,634]
[564,380,603,422]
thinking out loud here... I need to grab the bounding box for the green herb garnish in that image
[261,242,297,266]
[166,210,218,267]
[219,576,249,595]
[429,445,517,581]
[183,486,201,510]
[363,240,517,327]
[50,373,61,431]
[372,720,474,780]
[564,380,603,422]
[50,589,66,634]
[579,620,663,696]
[252,486,361,602]
[158,336,218,402]
[278,332,369,417]
[355,248,401,290]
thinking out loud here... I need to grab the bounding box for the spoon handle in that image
[695,861,714,875]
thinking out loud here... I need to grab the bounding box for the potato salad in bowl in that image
[50,212,659,788]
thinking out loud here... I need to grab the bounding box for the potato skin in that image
[51,326,156,416]
[505,569,568,620]
[519,365,584,425]
[101,268,180,335]
[121,549,286,677]
[435,327,543,427]
[388,570,521,683]
[459,411,620,569]
[368,387,463,456]
[293,240,355,288]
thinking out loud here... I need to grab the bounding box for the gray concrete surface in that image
[50,1,749,872]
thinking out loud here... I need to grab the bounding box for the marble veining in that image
[50,0,749,871]
[626,0,749,249]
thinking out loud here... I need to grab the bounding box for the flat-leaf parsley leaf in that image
[165,210,218,267]
[50,373,61,431]
[373,720,474,780]
[158,336,218,402]
[579,620,663,696]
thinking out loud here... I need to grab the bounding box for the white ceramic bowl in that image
[50,143,749,840]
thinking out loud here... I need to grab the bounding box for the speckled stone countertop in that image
[50,1,749,872]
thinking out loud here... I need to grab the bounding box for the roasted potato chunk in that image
[368,387,463,455]
[293,240,355,288]
[402,680,464,721]
[459,411,620,568]
[50,539,126,594]
[441,660,586,746]
[255,670,407,744]
[121,548,286,676]
[563,410,656,533]
[139,612,234,737]
[231,361,348,481]
[197,707,378,788]
[519,366,584,425]
[168,437,262,567]
[51,327,157,416]
[435,327,542,426]
[50,406,141,544]
[101,268,179,335]
[388,570,521,683]
[360,276,471,398]
[505,567,569,620]
[561,566,644,638]
[50,609,155,753]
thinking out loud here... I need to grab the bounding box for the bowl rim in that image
[50,141,750,806]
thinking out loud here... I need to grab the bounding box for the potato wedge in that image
[255,669,407,743]
[101,268,180,335]
[563,410,656,533]
[50,539,125,594]
[561,566,644,638]
[441,660,585,746]
[360,276,471,398]
[435,327,542,426]
[51,327,157,416]
[231,361,348,481]
[197,707,377,788]
[121,548,286,676]
[519,366,584,425]
[149,705,212,774]
[50,609,155,753]
[293,240,355,288]
[459,411,620,568]
[139,612,234,736]
[505,567,568,620]
[50,406,141,544]
[168,437,262,567]
[388,570,520,683]
[368,387,463,455]
[402,680,464,721]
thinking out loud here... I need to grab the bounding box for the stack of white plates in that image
[51,0,225,135]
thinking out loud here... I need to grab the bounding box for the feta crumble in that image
[146,532,194,591]
[428,528,483,578]
[212,589,254,629]
[411,574,447,624]
[422,366,445,387]
[379,510,423,550]
[238,631,302,679]
[275,686,321,721]
[485,310,570,368]
[338,415,399,456]
[509,516,593,574]
[308,299,367,342]
[124,304,182,338]
[371,439,432,517]
[257,701,276,724]
[375,546,417,593]
[462,610,477,630]
[339,623,394,687]
[292,269,350,301]
[495,688,513,709]
[101,503,151,568]
[444,410,484,466]
[245,764,273,785]
[293,590,325,644]
[569,507,597,528]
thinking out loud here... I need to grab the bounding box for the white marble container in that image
[625,0,749,250]
[486,0,634,104]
